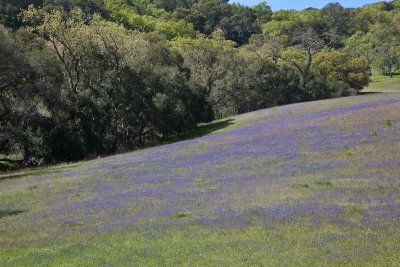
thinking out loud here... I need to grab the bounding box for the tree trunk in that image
[299,51,312,89]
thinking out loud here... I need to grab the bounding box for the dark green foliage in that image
[369,130,378,137]
[0,161,12,171]
[172,0,259,44]
[0,0,42,28]
[253,1,272,24]
[224,59,302,116]
[0,0,107,28]
[291,183,309,189]
[219,4,259,45]
[47,126,86,161]
[251,62,302,108]
[0,25,53,165]
[320,3,352,37]
[384,120,393,127]
[42,0,107,14]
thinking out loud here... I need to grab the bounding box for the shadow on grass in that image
[146,119,235,147]
[0,209,25,219]
[1,120,235,180]
[358,91,381,95]
[183,119,235,139]
[0,165,73,181]
[0,171,42,181]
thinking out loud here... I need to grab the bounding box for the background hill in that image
[1,91,400,265]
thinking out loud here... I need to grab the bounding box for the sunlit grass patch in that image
[50,174,61,181]
[193,178,207,186]
[173,212,191,218]
[28,185,39,190]
[244,208,263,216]
[195,141,210,149]
[297,141,310,147]
[193,177,217,185]
[339,206,366,215]
[66,222,86,228]
[362,73,400,93]
[315,180,333,187]
[102,175,122,181]
[3,223,400,266]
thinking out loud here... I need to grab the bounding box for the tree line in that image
[1,0,399,167]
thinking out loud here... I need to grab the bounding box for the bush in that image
[47,126,86,162]
[0,161,12,171]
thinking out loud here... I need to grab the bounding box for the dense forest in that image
[1,0,399,167]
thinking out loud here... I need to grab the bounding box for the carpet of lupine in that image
[1,93,400,266]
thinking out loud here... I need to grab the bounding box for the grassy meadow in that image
[362,73,400,93]
[1,76,400,266]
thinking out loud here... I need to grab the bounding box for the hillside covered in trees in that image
[1,0,400,166]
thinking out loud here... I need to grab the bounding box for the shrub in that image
[291,183,309,189]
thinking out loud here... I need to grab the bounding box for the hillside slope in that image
[1,93,400,266]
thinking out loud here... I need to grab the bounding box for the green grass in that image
[173,212,191,218]
[315,180,333,187]
[362,72,400,93]
[1,224,400,266]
